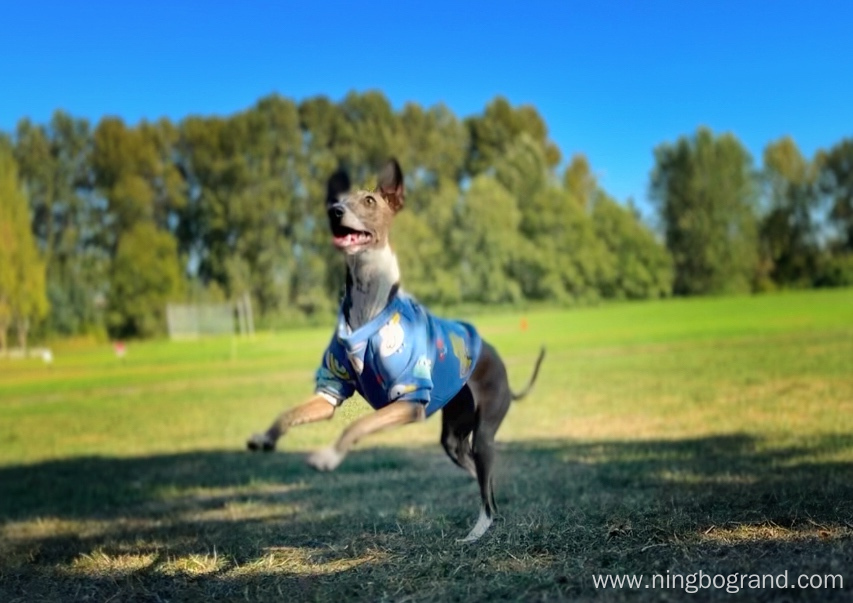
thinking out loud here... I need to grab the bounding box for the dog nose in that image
[329,205,345,220]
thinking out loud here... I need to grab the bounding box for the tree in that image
[177,96,311,317]
[591,193,674,299]
[0,141,17,351]
[92,117,186,243]
[0,142,49,351]
[759,137,821,287]
[393,183,462,306]
[399,102,468,196]
[338,91,407,182]
[107,222,183,338]
[523,185,615,303]
[391,103,469,306]
[465,97,561,177]
[451,175,523,304]
[494,132,549,205]
[498,145,614,304]
[19,95,848,337]
[651,127,759,295]
[563,154,597,210]
[819,138,853,252]
[14,112,104,336]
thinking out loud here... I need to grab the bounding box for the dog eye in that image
[364,196,375,206]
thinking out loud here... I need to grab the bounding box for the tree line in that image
[0,92,851,346]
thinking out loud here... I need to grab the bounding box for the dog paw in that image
[306,446,345,472]
[246,433,275,452]
[456,509,493,544]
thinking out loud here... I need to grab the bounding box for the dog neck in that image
[343,243,400,331]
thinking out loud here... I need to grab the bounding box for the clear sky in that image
[2,0,851,215]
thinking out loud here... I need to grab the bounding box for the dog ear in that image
[326,169,351,207]
[377,158,405,213]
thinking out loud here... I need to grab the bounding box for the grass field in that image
[1,289,852,602]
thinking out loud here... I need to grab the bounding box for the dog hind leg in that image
[440,386,477,478]
[457,340,513,543]
[441,428,477,478]
[459,423,498,543]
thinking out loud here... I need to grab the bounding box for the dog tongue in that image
[334,233,366,247]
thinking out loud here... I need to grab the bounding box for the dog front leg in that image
[306,400,425,471]
[247,394,337,452]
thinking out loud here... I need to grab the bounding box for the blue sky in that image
[2,0,851,215]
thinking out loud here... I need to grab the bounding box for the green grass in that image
[1,288,852,601]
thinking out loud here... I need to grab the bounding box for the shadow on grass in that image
[2,434,852,601]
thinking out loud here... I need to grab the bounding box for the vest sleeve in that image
[314,336,356,403]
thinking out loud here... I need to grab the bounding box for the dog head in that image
[325,159,405,255]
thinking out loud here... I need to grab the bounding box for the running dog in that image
[247,159,545,542]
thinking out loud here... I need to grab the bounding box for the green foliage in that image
[819,138,853,251]
[107,222,184,338]
[14,112,104,337]
[0,143,49,350]
[508,150,665,305]
[93,117,186,239]
[563,154,597,210]
[591,194,674,299]
[399,103,468,195]
[815,253,853,288]
[452,175,523,303]
[465,96,560,176]
[17,93,852,339]
[494,132,549,203]
[178,97,305,318]
[759,137,821,287]
[494,144,607,304]
[539,186,614,304]
[393,183,461,305]
[651,127,759,295]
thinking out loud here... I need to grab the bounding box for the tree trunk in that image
[16,317,29,353]
[0,295,8,356]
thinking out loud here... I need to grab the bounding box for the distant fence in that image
[166,294,254,340]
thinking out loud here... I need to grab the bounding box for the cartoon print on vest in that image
[449,332,472,378]
[378,312,404,357]
[389,383,418,400]
[349,354,364,375]
[325,349,351,381]
[436,337,446,361]
[347,342,366,375]
[413,355,432,379]
[317,367,338,382]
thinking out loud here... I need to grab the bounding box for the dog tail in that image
[510,346,546,401]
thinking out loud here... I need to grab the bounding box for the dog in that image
[247,158,545,542]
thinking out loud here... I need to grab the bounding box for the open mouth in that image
[331,225,373,249]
